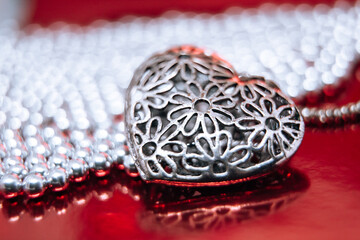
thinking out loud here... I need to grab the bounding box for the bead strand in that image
[301,100,360,124]
[0,2,360,198]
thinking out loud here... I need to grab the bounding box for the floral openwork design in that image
[125,46,304,185]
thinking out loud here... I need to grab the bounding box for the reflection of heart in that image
[125,45,305,186]
[138,167,309,232]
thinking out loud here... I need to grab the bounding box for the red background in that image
[29,0,357,25]
[1,1,360,239]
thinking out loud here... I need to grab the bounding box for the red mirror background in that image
[1,1,360,239]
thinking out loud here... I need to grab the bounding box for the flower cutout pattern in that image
[133,117,186,178]
[162,46,211,82]
[236,96,303,159]
[156,46,235,82]
[182,131,250,178]
[168,81,236,136]
[220,76,276,100]
[126,46,305,184]
[130,79,173,123]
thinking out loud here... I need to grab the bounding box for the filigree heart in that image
[125,45,305,186]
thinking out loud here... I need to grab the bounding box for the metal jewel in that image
[1,2,359,197]
[125,46,305,186]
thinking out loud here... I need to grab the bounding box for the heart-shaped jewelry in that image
[125,46,305,186]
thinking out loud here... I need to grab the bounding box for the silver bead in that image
[111,132,126,146]
[47,168,68,191]
[42,127,55,140]
[73,148,90,160]
[10,147,25,158]
[9,117,21,130]
[93,141,110,153]
[34,144,50,157]
[6,164,28,179]
[48,136,63,147]
[48,153,68,169]
[93,129,109,140]
[124,155,139,177]
[54,144,72,156]
[87,153,111,171]
[4,138,17,149]
[70,130,85,143]
[66,159,89,181]
[110,147,127,166]
[22,124,38,137]
[0,174,22,198]
[30,163,49,177]
[78,138,92,148]
[25,137,38,148]
[25,155,45,170]
[23,173,46,198]
[3,128,15,140]
[2,157,22,169]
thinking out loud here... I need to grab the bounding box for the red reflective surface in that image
[29,0,357,25]
[1,1,360,240]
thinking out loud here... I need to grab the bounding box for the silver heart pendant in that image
[125,46,304,186]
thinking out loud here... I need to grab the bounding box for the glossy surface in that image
[125,46,304,185]
[1,121,360,240]
[29,0,357,25]
[1,0,360,240]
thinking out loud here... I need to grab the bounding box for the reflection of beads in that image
[0,167,308,225]
[0,126,134,198]
[0,170,144,221]
[0,2,360,197]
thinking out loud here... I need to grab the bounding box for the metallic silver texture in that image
[47,168,68,191]
[0,1,358,196]
[23,173,46,198]
[301,100,360,124]
[125,46,304,185]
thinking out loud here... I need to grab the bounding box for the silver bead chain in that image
[301,101,360,124]
[0,1,360,198]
